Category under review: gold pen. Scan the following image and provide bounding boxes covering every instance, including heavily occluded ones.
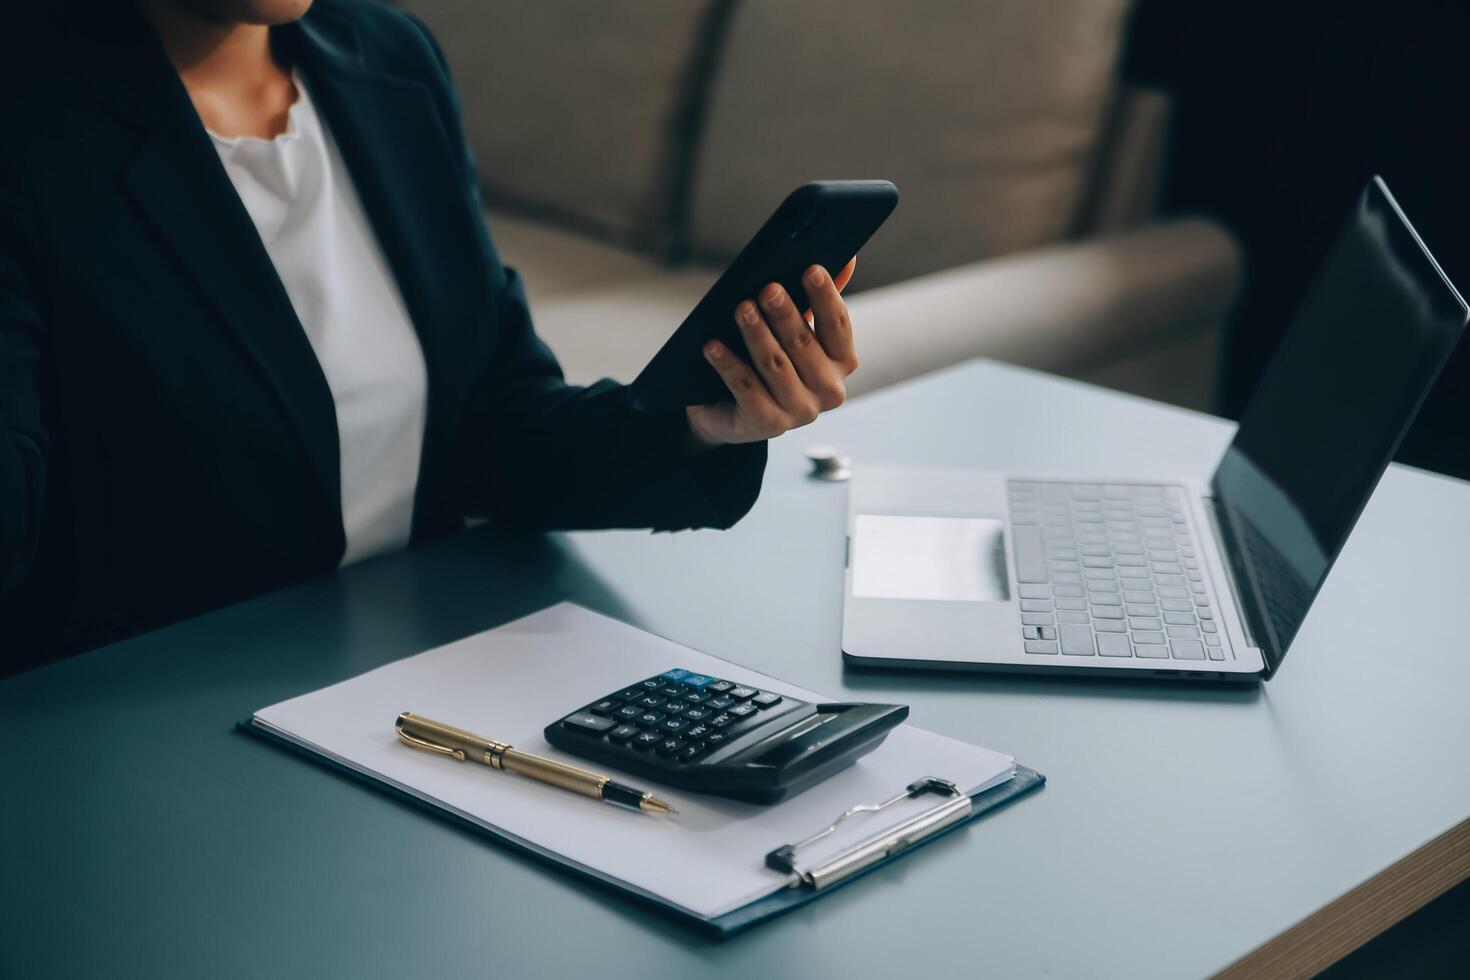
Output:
[394,712,676,815]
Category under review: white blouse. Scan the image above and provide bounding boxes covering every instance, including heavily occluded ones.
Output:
[209,74,428,567]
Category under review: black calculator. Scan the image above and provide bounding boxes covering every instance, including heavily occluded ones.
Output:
[544,668,908,804]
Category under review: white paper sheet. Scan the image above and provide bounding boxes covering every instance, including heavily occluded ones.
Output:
[253,603,1015,920]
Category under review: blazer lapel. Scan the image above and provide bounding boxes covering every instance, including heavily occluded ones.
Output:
[124,129,343,512]
[282,17,492,538]
[86,6,343,516]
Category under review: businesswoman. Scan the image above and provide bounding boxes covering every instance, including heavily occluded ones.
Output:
[0,0,861,669]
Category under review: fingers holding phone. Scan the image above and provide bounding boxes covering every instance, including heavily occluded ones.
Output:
[686,259,858,447]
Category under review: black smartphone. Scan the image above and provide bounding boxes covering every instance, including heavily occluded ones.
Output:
[628,180,899,411]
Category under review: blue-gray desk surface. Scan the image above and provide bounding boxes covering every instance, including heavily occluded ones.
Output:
[4,360,1469,979]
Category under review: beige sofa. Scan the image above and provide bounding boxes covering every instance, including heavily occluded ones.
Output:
[402,0,1240,411]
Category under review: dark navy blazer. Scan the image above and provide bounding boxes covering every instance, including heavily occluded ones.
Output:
[0,0,764,669]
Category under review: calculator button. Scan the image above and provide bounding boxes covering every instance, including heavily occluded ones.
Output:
[608,724,640,741]
[729,687,758,700]
[707,695,735,710]
[661,698,689,713]
[657,738,686,755]
[659,685,685,698]
[636,712,664,727]
[636,694,665,709]
[683,706,712,722]
[680,674,715,688]
[561,712,616,735]
[590,700,620,715]
[618,687,648,701]
[685,724,711,740]
[727,703,757,719]
[704,731,729,749]
[682,690,710,704]
[639,679,662,689]
[660,668,690,682]
[659,717,690,734]
[708,713,733,728]
[632,731,662,750]
[677,744,704,762]
[751,692,782,708]
[614,705,642,721]
[707,680,735,693]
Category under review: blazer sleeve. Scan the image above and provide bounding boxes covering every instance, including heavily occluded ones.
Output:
[0,158,48,595]
[402,11,767,533]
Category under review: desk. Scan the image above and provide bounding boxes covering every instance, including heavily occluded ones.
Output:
[4,361,1468,978]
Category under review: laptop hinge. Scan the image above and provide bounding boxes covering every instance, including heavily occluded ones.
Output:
[1203,496,1268,661]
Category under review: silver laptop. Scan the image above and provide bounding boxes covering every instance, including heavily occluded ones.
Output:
[842,178,1468,681]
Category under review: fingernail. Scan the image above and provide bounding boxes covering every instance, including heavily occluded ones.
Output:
[737,302,759,326]
[704,341,723,359]
[763,284,784,307]
[805,266,824,287]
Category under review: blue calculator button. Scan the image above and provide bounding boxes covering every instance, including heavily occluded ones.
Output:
[680,673,714,688]
[660,668,690,681]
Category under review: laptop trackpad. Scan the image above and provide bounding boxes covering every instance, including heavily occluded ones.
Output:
[851,515,1010,602]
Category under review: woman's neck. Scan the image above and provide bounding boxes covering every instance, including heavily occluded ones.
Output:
[137,0,298,139]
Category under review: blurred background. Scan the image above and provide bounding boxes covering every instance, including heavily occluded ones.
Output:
[399,0,1470,481]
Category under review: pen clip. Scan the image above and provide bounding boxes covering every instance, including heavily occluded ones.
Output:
[396,723,466,761]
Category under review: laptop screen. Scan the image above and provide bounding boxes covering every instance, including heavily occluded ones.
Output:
[1212,178,1468,672]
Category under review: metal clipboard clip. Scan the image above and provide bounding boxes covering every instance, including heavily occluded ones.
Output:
[765,777,974,890]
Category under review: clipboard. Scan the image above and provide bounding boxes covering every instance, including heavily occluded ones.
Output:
[241,604,1046,935]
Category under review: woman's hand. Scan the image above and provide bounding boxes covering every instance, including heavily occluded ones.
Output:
[686,257,858,448]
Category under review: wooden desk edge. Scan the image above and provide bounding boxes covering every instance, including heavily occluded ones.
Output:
[1216,817,1470,979]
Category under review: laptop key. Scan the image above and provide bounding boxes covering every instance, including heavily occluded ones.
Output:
[1163,612,1196,626]
[1057,610,1090,625]
[1058,626,1095,655]
[1023,640,1059,655]
[1128,617,1162,631]
[1091,606,1125,620]
[1021,613,1054,626]
[1122,591,1156,604]
[1053,584,1084,597]
[1018,584,1050,599]
[1207,646,1226,661]
[1134,643,1170,659]
[1019,599,1053,613]
[1095,620,1127,633]
[1171,639,1206,660]
[1056,597,1087,611]
[1160,599,1194,612]
[1132,631,1166,645]
[1096,633,1132,657]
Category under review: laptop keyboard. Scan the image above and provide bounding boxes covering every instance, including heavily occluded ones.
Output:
[1008,481,1225,662]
